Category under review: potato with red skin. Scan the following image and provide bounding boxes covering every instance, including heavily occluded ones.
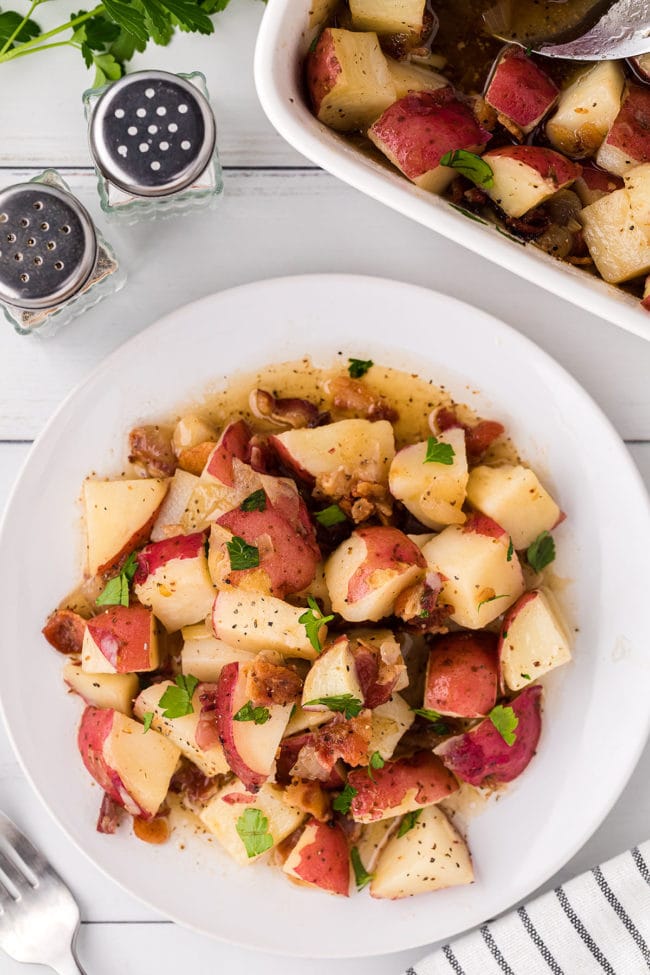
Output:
[368,89,492,194]
[325,525,426,623]
[546,61,624,159]
[271,418,395,488]
[434,406,504,463]
[83,478,168,576]
[349,630,407,709]
[485,46,558,137]
[435,685,542,786]
[483,145,581,219]
[499,590,571,692]
[574,163,623,206]
[425,631,498,719]
[134,531,214,632]
[348,750,458,823]
[283,818,350,896]
[597,83,650,177]
[78,706,180,820]
[81,605,160,675]
[203,419,250,485]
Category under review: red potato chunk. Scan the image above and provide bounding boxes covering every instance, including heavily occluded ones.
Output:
[580,164,650,283]
[276,731,346,789]
[574,162,623,206]
[499,590,571,692]
[134,530,215,633]
[425,630,498,719]
[348,750,458,823]
[368,89,492,194]
[349,0,426,35]
[434,406,505,463]
[83,478,168,577]
[546,61,624,159]
[483,145,581,219]
[597,82,650,177]
[350,629,407,709]
[485,46,558,137]
[203,419,251,486]
[306,28,396,133]
[283,818,350,896]
[81,605,160,675]
[435,684,542,786]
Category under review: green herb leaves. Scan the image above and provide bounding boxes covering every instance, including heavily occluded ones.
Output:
[348,358,373,379]
[314,504,347,527]
[477,592,509,610]
[142,711,154,734]
[158,674,199,719]
[527,530,556,573]
[241,489,267,512]
[368,750,385,779]
[227,536,260,571]
[424,436,455,466]
[96,551,138,607]
[398,808,422,837]
[332,784,358,815]
[236,807,273,859]
[234,701,270,725]
[411,708,450,735]
[506,537,514,562]
[303,694,364,720]
[440,149,494,188]
[0,9,41,53]
[298,596,334,654]
[489,704,518,746]
[351,847,373,890]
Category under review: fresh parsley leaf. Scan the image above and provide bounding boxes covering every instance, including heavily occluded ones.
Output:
[241,489,267,512]
[489,704,518,746]
[424,436,455,466]
[398,808,423,838]
[157,0,214,34]
[314,504,347,527]
[142,711,154,734]
[0,10,41,50]
[234,700,270,725]
[350,847,373,890]
[158,674,199,719]
[368,750,385,778]
[298,596,334,654]
[506,537,514,562]
[91,50,122,87]
[520,673,531,681]
[102,0,150,44]
[411,708,450,735]
[235,807,274,859]
[477,592,509,610]
[96,550,139,607]
[303,694,364,720]
[332,784,358,815]
[348,358,373,379]
[527,530,556,573]
[440,149,494,188]
[227,536,260,571]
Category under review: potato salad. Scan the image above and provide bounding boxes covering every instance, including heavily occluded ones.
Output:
[43,359,571,899]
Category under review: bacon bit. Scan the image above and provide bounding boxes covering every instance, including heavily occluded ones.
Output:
[394,579,452,632]
[250,389,320,429]
[292,714,372,780]
[245,657,303,707]
[96,793,122,834]
[177,441,216,476]
[247,434,275,473]
[128,425,176,477]
[504,208,550,239]
[284,780,331,821]
[274,825,304,866]
[195,684,220,750]
[336,813,363,845]
[496,111,524,142]
[328,375,398,423]
[133,815,170,845]
[434,405,505,462]
[469,93,498,131]
[170,762,221,805]
[464,186,488,207]
[449,176,465,205]
[351,634,406,709]
[222,792,256,805]
[42,609,86,655]
[315,470,393,524]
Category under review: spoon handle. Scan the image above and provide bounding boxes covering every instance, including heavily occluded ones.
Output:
[538,0,650,60]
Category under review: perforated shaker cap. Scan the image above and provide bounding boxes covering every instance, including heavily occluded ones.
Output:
[0,182,97,310]
[89,71,217,198]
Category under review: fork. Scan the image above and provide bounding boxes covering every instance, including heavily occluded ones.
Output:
[0,811,86,974]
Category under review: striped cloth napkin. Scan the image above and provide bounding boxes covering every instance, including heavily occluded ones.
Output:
[407,841,650,975]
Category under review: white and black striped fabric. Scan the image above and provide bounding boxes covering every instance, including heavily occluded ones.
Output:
[407,842,650,975]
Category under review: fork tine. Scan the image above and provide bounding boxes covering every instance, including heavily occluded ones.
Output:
[0,812,53,881]
[0,845,32,896]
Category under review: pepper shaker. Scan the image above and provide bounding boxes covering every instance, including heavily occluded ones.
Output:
[0,170,123,337]
[84,70,223,222]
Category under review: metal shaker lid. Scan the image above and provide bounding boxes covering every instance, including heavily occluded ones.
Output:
[89,70,217,199]
[0,182,97,310]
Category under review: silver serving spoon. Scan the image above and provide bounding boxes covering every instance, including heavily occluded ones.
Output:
[485,0,650,60]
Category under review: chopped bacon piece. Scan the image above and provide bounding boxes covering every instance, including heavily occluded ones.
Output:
[250,389,321,429]
[221,792,256,805]
[177,441,216,476]
[245,657,303,708]
[328,376,398,423]
[128,425,176,477]
[283,780,331,821]
[350,633,406,709]
[394,580,452,632]
[42,609,86,655]
[96,793,122,834]
[169,762,221,805]
[195,683,220,750]
[291,714,371,781]
[435,406,505,461]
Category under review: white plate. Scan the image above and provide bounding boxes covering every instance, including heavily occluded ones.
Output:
[254,1,650,342]
[1,275,649,957]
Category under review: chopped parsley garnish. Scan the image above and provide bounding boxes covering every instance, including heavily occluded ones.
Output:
[351,847,373,890]
[478,592,509,610]
[520,673,531,681]
[398,808,423,838]
[142,711,154,734]
[298,596,334,654]
[367,751,385,778]
[411,707,451,735]
[489,704,518,746]
[234,700,270,725]
[240,489,266,512]
[424,436,455,466]
[226,535,260,571]
[235,808,274,859]
[314,504,347,527]
[158,674,199,719]
[440,149,494,188]
[303,694,364,720]
[96,551,138,608]
[348,358,373,379]
[506,537,514,562]
[332,784,358,815]
[527,530,556,573]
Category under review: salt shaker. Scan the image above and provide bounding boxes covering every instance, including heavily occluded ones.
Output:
[84,70,223,221]
[0,170,123,337]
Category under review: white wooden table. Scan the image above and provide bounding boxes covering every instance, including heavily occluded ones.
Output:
[1,3,649,971]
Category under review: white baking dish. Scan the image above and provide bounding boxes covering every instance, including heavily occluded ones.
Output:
[254,1,650,342]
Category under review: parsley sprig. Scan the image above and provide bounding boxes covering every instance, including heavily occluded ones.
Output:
[303,694,363,719]
[298,596,334,653]
[314,504,347,527]
[527,530,556,573]
[348,358,373,379]
[227,536,260,572]
[440,149,494,188]
[397,808,423,837]
[158,674,199,719]
[332,783,358,815]
[96,551,138,608]
[236,807,273,859]
[411,707,450,735]
[489,704,518,746]
[240,489,266,512]
[234,700,270,725]
[424,436,455,465]
[350,847,373,890]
